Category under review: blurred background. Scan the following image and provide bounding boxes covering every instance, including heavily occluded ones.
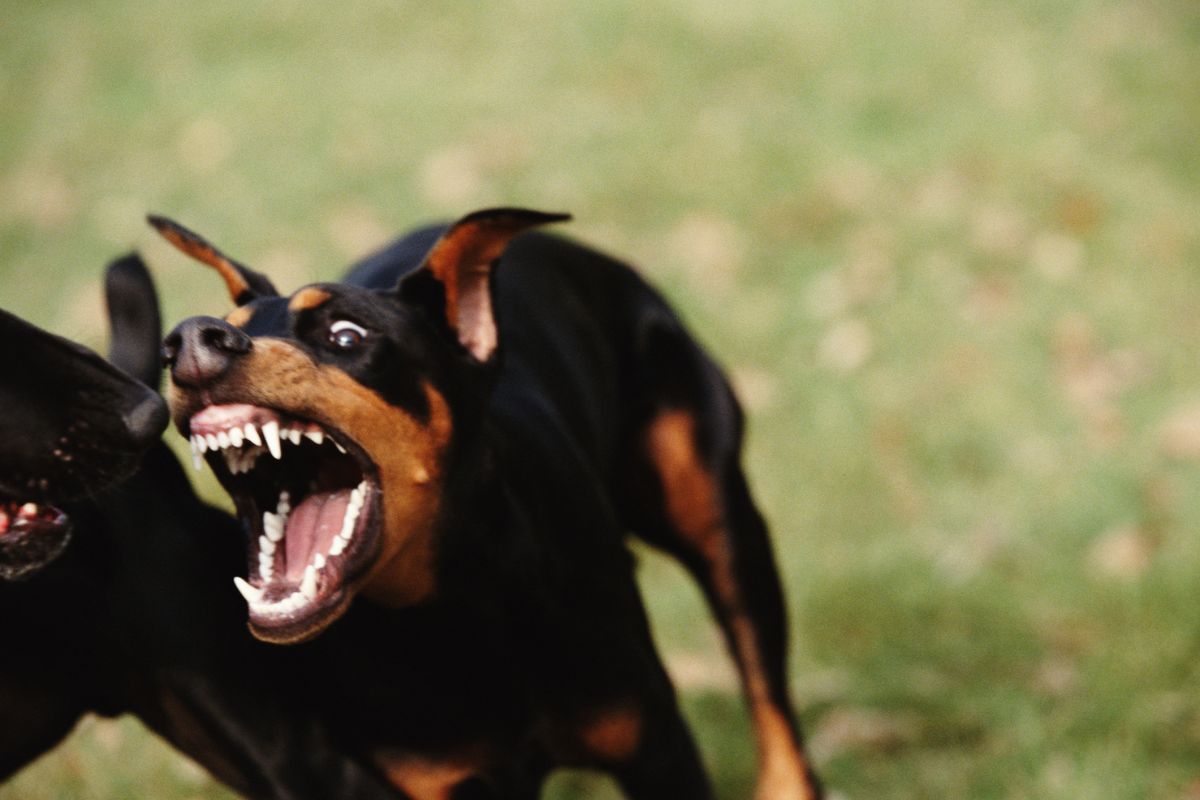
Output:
[2,0,1200,797]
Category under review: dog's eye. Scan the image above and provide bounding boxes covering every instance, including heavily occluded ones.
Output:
[328,320,367,350]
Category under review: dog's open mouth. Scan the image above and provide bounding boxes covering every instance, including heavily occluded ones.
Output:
[0,501,71,580]
[188,404,382,642]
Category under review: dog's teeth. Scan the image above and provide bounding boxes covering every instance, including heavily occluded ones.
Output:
[329,536,346,556]
[258,552,274,578]
[287,428,302,446]
[233,576,263,603]
[217,431,231,450]
[277,491,291,516]
[305,429,324,445]
[333,439,346,454]
[189,438,204,470]
[204,433,219,452]
[193,434,208,454]
[313,553,326,570]
[244,423,262,447]
[223,449,240,473]
[229,426,244,448]
[262,421,282,460]
[259,535,275,556]
[263,511,284,542]
[301,565,318,600]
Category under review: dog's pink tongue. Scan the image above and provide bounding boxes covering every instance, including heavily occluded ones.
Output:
[284,489,350,581]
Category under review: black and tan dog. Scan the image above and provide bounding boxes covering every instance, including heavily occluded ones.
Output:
[1,257,402,798]
[156,208,822,799]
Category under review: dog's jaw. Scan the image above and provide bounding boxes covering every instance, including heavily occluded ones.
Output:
[186,403,385,643]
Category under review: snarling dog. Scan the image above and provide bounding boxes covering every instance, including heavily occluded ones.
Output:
[0,256,404,798]
[156,208,823,799]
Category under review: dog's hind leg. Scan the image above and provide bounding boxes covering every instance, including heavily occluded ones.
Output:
[615,309,823,800]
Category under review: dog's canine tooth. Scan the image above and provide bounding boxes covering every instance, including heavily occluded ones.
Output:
[305,429,324,445]
[263,511,284,542]
[262,421,283,460]
[244,423,262,447]
[259,535,275,556]
[300,564,318,600]
[189,438,204,470]
[229,426,244,448]
[233,576,263,603]
[205,433,220,452]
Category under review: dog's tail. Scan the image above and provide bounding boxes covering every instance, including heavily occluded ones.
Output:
[105,253,163,389]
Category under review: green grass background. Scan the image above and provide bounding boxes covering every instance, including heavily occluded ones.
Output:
[2,0,1200,797]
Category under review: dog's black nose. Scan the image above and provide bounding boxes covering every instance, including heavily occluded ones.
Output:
[163,316,252,388]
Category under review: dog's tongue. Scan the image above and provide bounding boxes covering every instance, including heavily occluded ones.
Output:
[284,489,350,581]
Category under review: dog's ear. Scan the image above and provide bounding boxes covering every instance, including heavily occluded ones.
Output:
[104,253,163,389]
[147,214,278,305]
[397,208,570,362]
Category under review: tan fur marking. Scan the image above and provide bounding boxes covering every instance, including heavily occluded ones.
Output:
[288,286,332,313]
[195,338,452,606]
[150,218,252,302]
[372,750,481,800]
[224,306,253,328]
[645,410,817,800]
[578,704,643,763]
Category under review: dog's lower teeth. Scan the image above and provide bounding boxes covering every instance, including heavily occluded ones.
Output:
[301,565,318,600]
[233,576,263,603]
[263,512,284,542]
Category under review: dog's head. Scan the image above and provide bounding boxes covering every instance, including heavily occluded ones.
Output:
[156,208,568,643]
[0,255,168,579]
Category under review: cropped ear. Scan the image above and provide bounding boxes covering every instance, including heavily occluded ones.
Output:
[146,214,278,305]
[399,207,570,362]
[104,253,162,389]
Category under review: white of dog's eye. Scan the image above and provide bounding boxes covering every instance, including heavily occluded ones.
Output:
[328,320,367,350]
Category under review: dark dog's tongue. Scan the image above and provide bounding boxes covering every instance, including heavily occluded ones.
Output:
[284,489,351,581]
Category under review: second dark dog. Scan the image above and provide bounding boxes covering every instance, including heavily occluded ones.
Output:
[157,208,822,799]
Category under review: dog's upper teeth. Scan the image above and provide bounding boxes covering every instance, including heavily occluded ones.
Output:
[244,423,262,447]
[287,428,302,446]
[205,433,220,452]
[262,421,283,460]
[305,429,324,445]
[193,434,208,454]
[229,426,244,448]
[216,430,230,450]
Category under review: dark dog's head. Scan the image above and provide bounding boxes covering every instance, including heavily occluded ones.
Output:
[155,208,568,643]
[0,255,168,579]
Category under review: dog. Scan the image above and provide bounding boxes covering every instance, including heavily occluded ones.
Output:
[0,255,404,798]
[155,207,823,799]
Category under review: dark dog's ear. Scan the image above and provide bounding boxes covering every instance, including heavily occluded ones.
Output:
[398,208,570,361]
[146,214,278,305]
[104,253,163,389]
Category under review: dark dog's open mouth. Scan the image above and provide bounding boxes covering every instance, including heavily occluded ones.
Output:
[0,501,71,580]
[188,404,382,642]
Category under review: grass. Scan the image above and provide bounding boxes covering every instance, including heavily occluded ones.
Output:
[2,0,1200,797]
